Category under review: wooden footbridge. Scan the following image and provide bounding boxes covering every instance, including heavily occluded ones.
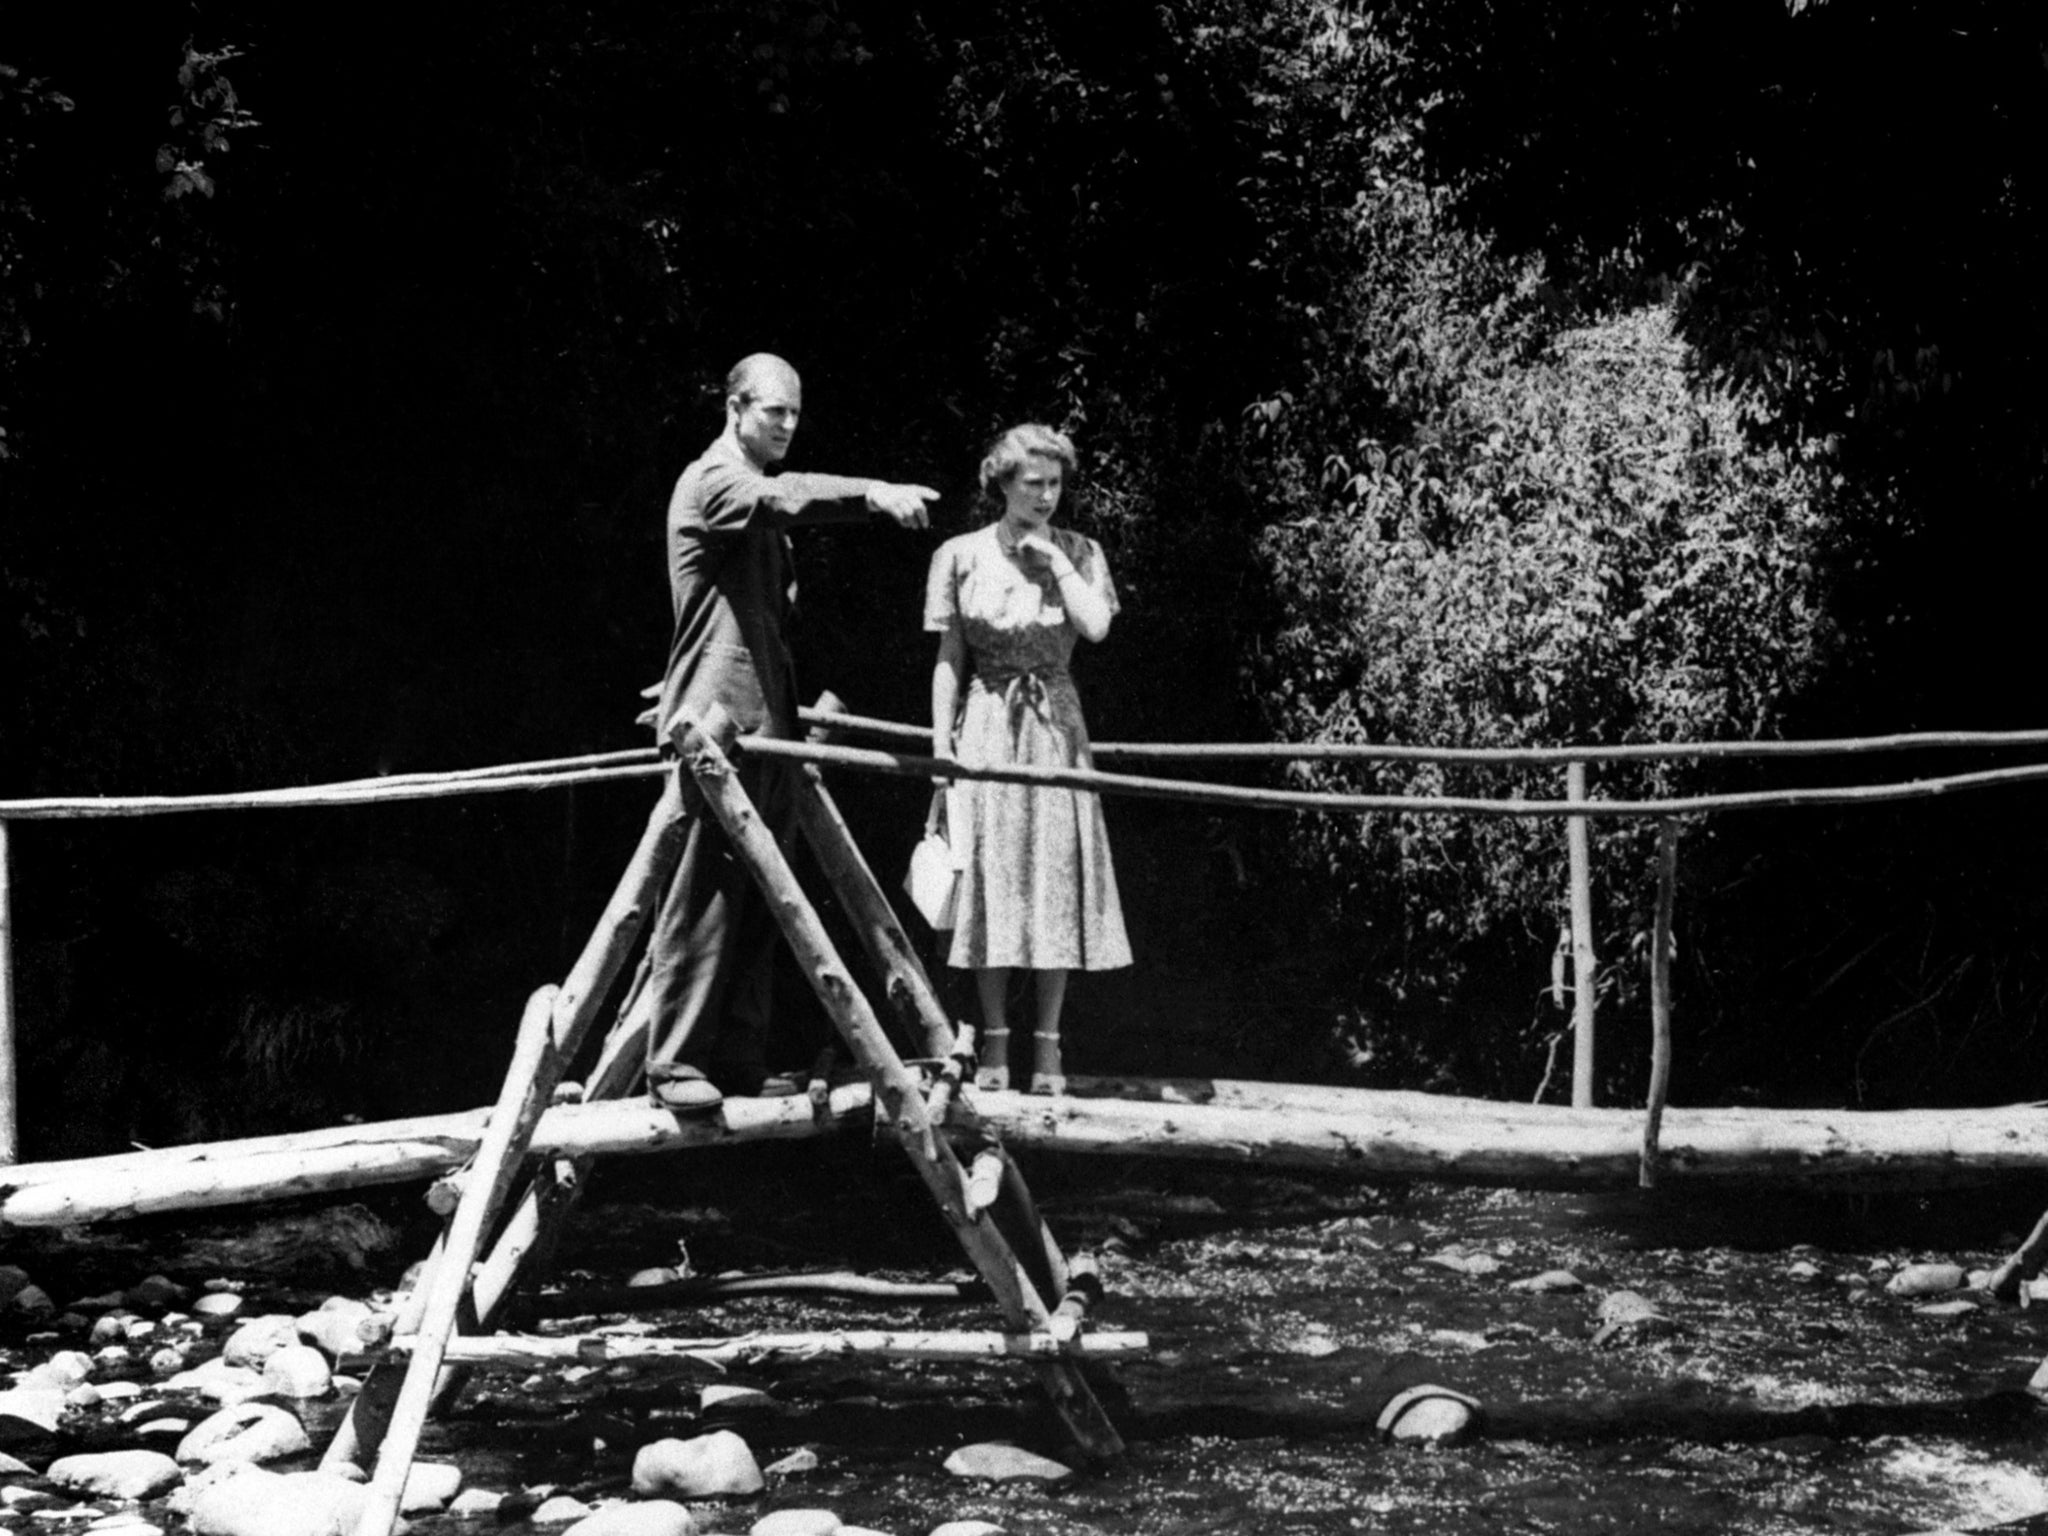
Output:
[8,701,2048,1534]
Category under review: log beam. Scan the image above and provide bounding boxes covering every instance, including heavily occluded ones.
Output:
[8,1082,2048,1231]
[409,1327,1149,1369]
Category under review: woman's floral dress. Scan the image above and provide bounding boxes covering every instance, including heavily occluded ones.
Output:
[923,523,1132,972]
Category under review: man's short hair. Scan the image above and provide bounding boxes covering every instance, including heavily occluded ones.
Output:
[978,423,1078,504]
[727,353,798,408]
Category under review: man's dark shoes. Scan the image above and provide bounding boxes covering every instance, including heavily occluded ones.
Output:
[649,1063,724,1114]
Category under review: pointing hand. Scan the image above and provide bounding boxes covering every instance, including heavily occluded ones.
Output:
[869,482,938,529]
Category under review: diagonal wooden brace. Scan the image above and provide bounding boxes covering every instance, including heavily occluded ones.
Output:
[788,755,959,1061]
[353,982,564,1536]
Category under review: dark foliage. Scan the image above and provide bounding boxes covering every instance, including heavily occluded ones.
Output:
[3,1,2045,1151]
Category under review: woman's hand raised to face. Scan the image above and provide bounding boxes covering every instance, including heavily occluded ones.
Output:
[1015,533,1073,577]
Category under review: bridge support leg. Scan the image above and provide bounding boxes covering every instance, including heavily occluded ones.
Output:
[676,704,1124,1459]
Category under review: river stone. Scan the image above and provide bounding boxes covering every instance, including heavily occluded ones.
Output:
[628,1267,682,1288]
[562,1502,699,1536]
[221,1316,299,1369]
[534,1493,596,1523]
[192,1295,243,1321]
[1508,1269,1583,1293]
[294,1300,373,1360]
[942,1443,1073,1482]
[66,1383,104,1410]
[164,1358,268,1406]
[632,1431,764,1497]
[15,1363,80,1393]
[0,1451,35,1475]
[930,1523,1008,1536]
[1886,1262,1965,1297]
[0,1265,31,1306]
[1424,1249,1502,1277]
[752,1511,841,1536]
[176,1401,310,1465]
[39,1349,96,1386]
[149,1346,189,1378]
[702,1383,775,1412]
[8,1283,56,1321]
[451,1488,506,1516]
[86,1517,164,1535]
[1591,1290,1677,1346]
[1914,1298,1981,1318]
[137,1417,192,1439]
[0,1385,66,1440]
[401,1461,463,1512]
[125,1276,190,1312]
[179,1465,368,1536]
[47,1449,184,1500]
[765,1448,819,1476]
[1376,1384,1483,1446]
[90,1314,139,1347]
[262,1345,332,1399]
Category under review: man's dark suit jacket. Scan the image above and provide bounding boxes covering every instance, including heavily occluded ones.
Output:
[659,434,877,745]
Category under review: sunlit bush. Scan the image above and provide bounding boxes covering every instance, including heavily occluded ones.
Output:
[1252,194,1840,1088]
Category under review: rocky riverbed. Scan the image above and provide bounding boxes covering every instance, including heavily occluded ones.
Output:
[6,1140,2048,1535]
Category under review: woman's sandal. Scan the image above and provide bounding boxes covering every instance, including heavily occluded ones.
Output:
[975,1028,1011,1091]
[1030,1031,1067,1096]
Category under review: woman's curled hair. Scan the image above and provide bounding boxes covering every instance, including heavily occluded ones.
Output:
[978,423,1077,509]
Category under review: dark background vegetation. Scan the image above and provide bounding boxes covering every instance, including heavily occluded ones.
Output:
[3,1,2043,1157]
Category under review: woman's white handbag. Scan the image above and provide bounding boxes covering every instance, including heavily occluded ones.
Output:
[903,789,965,930]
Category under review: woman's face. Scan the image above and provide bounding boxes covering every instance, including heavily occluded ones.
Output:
[1001,453,1064,527]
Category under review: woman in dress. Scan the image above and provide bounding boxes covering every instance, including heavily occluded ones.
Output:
[925,423,1132,1094]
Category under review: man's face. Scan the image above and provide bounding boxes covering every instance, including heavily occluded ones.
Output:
[731,373,802,466]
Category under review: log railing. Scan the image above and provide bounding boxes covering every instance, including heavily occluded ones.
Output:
[7,713,2048,1166]
[9,709,2048,1518]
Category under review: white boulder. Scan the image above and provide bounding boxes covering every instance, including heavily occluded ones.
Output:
[262,1345,332,1399]
[631,1430,765,1498]
[176,1401,310,1465]
[941,1443,1072,1482]
[562,1501,701,1536]
[179,1464,368,1536]
[45,1449,184,1500]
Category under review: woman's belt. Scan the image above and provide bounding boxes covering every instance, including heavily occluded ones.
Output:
[972,665,1070,724]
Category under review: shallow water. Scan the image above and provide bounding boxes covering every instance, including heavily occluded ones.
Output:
[13,1143,2048,1534]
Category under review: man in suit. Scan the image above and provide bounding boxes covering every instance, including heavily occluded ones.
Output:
[647,353,937,1111]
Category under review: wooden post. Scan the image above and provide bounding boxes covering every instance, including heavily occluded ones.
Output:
[1567,761,1598,1108]
[675,705,1124,1459]
[1640,819,1678,1189]
[0,820,16,1164]
[355,984,563,1536]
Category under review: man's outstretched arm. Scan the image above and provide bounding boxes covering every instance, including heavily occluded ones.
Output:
[696,462,936,531]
